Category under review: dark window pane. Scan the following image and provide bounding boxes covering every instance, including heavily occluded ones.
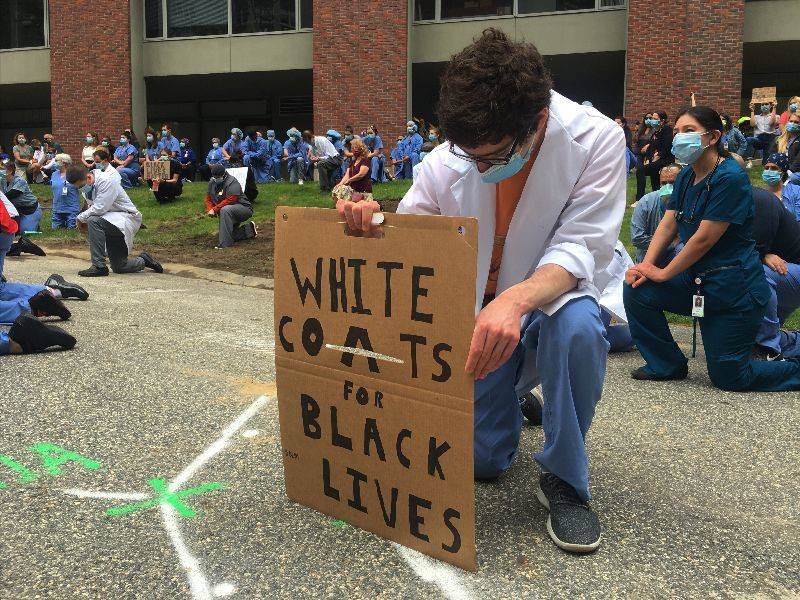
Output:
[415,0,435,20]
[145,0,164,38]
[300,0,312,28]
[232,0,296,34]
[0,0,45,49]
[441,0,513,19]
[167,0,228,38]
[518,0,595,13]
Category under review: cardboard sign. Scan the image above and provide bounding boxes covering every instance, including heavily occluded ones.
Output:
[144,160,170,182]
[274,207,478,571]
[751,86,777,105]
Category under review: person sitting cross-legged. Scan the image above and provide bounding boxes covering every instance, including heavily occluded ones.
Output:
[66,165,164,277]
[205,164,257,250]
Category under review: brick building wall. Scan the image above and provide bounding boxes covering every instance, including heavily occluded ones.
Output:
[49,0,133,157]
[312,1,409,148]
[625,0,745,123]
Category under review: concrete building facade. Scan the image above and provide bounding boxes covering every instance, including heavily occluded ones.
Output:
[0,0,797,156]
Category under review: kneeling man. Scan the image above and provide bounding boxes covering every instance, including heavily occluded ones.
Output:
[336,29,625,553]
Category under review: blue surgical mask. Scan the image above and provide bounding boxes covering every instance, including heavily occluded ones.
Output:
[479,138,536,184]
[212,142,219,149]
[180,142,186,148]
[786,122,800,134]
[646,119,660,128]
[267,135,275,141]
[162,130,169,138]
[658,183,674,197]
[761,104,771,114]
[364,134,375,143]
[671,132,708,165]
[428,134,438,142]
[120,137,128,145]
[407,127,415,134]
[146,135,154,143]
[790,103,798,113]
[762,169,782,186]
[102,141,109,147]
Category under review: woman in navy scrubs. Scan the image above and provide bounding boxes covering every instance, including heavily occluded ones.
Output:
[623,106,800,391]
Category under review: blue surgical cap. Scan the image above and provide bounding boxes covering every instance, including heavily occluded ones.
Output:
[326,129,341,139]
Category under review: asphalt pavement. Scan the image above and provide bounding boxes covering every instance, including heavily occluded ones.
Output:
[0,254,797,599]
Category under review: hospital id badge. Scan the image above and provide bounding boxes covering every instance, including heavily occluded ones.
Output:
[692,295,705,318]
[62,185,68,196]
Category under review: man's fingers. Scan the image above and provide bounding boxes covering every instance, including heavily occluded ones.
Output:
[473,334,499,380]
[343,202,358,231]
[465,326,487,374]
[360,202,374,231]
[478,337,511,380]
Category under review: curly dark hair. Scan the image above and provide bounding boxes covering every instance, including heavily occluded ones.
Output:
[437,28,552,149]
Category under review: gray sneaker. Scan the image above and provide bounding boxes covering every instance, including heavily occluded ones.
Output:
[536,472,601,553]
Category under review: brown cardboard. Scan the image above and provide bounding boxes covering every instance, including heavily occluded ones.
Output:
[144,160,170,182]
[274,207,478,571]
[751,86,777,106]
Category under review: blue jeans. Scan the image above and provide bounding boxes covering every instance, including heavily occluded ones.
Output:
[288,157,306,184]
[473,297,608,501]
[756,263,800,357]
[117,166,140,189]
[624,274,800,391]
[52,211,78,229]
[17,205,42,234]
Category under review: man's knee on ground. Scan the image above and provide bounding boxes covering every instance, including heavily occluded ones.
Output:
[707,356,750,392]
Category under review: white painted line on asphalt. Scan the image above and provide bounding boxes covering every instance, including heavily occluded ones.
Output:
[161,503,215,600]
[63,489,149,501]
[394,545,473,600]
[212,582,237,597]
[129,289,190,294]
[242,429,260,438]
[324,344,405,364]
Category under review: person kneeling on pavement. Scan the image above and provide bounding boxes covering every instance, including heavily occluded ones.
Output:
[205,164,257,250]
[66,165,163,277]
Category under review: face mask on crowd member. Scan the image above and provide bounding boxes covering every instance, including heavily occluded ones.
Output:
[231,128,243,141]
[760,104,772,114]
[786,121,800,135]
[85,134,94,145]
[790,103,798,113]
[762,169,782,187]
[429,132,439,142]
[101,138,110,147]
[267,130,276,141]
[657,165,680,199]
[212,138,220,149]
[161,127,170,138]
[159,152,170,162]
[17,135,26,145]
[406,121,418,135]
[120,136,128,146]
[180,140,186,149]
[671,132,711,164]
[146,133,154,143]
[478,129,538,184]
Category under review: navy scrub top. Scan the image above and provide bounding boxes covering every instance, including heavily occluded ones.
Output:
[668,157,769,312]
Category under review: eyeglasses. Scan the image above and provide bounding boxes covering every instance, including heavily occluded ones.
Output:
[448,129,533,167]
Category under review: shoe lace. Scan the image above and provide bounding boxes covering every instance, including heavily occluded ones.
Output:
[545,474,583,506]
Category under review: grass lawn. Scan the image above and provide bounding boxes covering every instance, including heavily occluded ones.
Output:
[28,167,799,329]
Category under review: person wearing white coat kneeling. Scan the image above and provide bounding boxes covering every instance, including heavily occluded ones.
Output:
[335,29,626,554]
[66,164,164,277]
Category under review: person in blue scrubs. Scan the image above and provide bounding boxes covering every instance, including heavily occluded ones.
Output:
[630,164,681,264]
[243,130,270,183]
[264,130,284,182]
[178,138,197,182]
[49,154,80,229]
[198,138,224,181]
[157,123,180,158]
[624,106,800,391]
[361,125,386,184]
[223,129,248,166]
[141,127,160,164]
[396,121,424,180]
[389,135,404,179]
[112,132,140,189]
[283,128,310,185]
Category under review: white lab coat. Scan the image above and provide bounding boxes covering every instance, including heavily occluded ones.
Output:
[397,91,627,318]
[597,241,634,324]
[77,165,142,251]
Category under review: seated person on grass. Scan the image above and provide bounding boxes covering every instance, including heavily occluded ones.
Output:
[148,149,183,204]
[205,164,257,250]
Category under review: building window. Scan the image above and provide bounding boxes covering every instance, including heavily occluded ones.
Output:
[518,0,594,14]
[145,0,164,39]
[167,0,228,38]
[0,0,46,49]
[232,0,295,34]
[415,0,436,20]
[441,0,513,19]
[300,0,313,29]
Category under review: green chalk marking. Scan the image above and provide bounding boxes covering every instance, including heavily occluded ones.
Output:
[30,443,101,476]
[107,478,224,519]
[330,519,346,528]
[0,454,39,483]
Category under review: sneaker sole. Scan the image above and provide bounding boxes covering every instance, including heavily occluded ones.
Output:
[536,485,602,554]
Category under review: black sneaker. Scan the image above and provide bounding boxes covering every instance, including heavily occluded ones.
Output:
[28,291,71,321]
[8,314,76,353]
[45,274,89,301]
[536,473,601,554]
[16,236,46,256]
[244,221,258,239]
[630,364,688,381]
[139,251,163,273]
[78,265,110,277]
[519,387,543,426]
[750,345,784,362]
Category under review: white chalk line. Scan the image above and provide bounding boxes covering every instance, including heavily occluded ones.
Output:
[61,394,273,600]
[324,343,405,364]
[129,289,190,294]
[394,545,473,600]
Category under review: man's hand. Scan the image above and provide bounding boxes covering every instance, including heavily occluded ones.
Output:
[77,220,88,234]
[764,253,788,276]
[466,294,524,380]
[207,209,216,217]
[336,198,381,232]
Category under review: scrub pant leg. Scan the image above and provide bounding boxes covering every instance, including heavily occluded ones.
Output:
[218,204,254,248]
[52,212,70,229]
[268,159,282,182]
[473,297,608,501]
[0,281,45,323]
[0,330,10,355]
[288,158,304,184]
[756,264,800,354]
[601,309,634,353]
[17,205,42,233]
[87,216,145,274]
[117,167,139,189]
[370,156,385,183]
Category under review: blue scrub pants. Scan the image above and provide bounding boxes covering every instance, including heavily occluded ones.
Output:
[474,297,608,501]
[52,211,78,230]
[288,158,306,184]
[624,274,800,391]
[370,156,386,183]
[756,264,800,358]
[601,309,634,353]
[266,158,282,182]
[0,281,46,353]
[17,205,42,234]
[244,155,270,184]
[116,166,140,189]
[396,154,420,180]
